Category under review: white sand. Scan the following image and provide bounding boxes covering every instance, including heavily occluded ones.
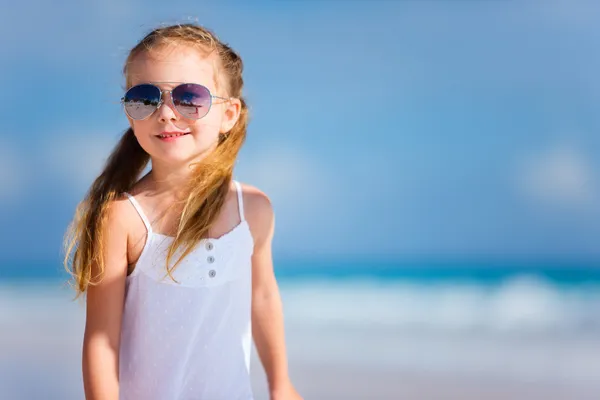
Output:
[251,360,599,400]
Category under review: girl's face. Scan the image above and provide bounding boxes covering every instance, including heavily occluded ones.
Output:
[126,45,240,167]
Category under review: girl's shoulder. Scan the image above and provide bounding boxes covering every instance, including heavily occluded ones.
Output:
[236,181,273,218]
[104,193,146,238]
[236,181,275,246]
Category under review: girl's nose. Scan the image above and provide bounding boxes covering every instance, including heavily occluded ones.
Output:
[157,92,179,122]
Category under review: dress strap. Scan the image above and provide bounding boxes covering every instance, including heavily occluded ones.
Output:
[124,193,153,233]
[233,180,245,222]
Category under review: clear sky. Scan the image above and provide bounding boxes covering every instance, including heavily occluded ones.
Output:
[1,0,599,264]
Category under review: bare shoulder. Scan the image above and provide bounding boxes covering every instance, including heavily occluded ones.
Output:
[105,194,138,233]
[238,182,273,218]
[86,195,134,287]
[237,182,274,246]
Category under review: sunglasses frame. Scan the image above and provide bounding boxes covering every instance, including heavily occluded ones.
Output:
[120,81,231,120]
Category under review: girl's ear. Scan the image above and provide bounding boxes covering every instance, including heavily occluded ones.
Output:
[220,98,242,134]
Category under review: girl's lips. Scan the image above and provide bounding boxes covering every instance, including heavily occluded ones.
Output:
[156,132,190,141]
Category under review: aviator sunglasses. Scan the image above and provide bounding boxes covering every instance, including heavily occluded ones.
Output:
[121,82,230,120]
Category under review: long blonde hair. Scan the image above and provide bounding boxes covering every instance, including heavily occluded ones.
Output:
[64,23,248,297]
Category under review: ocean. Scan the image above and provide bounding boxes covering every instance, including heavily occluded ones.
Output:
[1,259,599,399]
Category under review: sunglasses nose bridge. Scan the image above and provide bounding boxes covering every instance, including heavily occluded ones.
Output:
[155,89,179,118]
[157,89,174,107]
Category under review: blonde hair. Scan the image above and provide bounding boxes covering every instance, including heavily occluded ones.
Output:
[64,23,248,297]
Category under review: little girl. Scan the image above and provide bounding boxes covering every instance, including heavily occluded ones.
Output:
[64,23,302,400]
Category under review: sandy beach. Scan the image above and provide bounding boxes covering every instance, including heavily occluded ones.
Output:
[252,361,600,400]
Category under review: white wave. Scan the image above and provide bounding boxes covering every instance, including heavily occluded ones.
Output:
[2,279,600,387]
[279,275,600,335]
[279,276,600,384]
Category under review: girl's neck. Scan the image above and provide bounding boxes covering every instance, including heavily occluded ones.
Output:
[147,161,193,197]
[146,146,217,196]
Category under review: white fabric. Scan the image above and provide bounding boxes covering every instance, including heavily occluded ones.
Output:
[119,180,255,400]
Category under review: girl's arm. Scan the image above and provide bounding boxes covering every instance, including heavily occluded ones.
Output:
[247,189,302,400]
[82,200,130,400]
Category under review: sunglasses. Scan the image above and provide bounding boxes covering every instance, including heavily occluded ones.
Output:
[121,82,230,120]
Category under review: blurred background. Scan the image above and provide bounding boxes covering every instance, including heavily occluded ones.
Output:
[1,1,600,399]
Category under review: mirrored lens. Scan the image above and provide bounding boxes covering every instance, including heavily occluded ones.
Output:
[123,84,161,120]
[172,84,212,119]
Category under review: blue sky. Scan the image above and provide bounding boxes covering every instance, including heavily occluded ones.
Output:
[1,0,599,265]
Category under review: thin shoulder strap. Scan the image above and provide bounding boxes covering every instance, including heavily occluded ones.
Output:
[233,180,245,222]
[124,193,153,233]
